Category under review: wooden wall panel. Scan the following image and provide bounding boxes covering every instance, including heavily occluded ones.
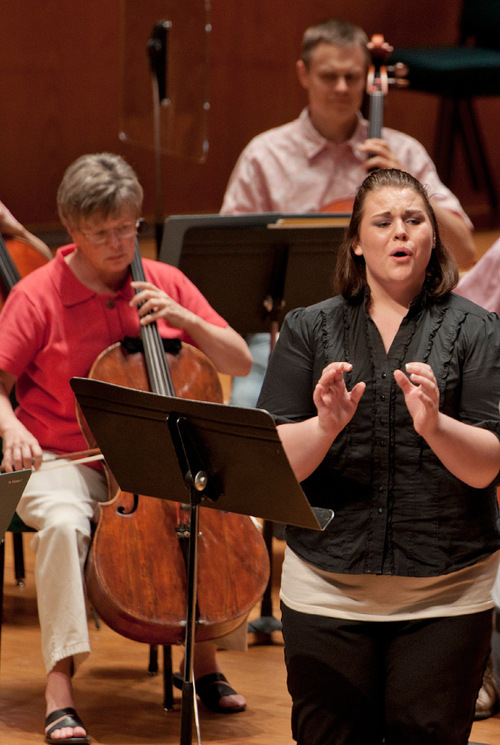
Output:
[0,1,498,231]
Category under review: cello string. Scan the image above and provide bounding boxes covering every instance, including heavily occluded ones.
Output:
[130,239,175,396]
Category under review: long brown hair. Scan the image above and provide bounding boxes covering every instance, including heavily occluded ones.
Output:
[334,169,459,301]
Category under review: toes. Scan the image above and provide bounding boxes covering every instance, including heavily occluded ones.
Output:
[48,726,87,740]
[218,692,246,710]
[45,717,87,741]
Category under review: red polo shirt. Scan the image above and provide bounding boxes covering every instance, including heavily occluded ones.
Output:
[0,245,226,455]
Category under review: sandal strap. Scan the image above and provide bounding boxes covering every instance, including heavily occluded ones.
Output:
[45,707,86,737]
[197,672,235,692]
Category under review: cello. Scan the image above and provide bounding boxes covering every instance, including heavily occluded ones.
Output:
[0,232,52,306]
[81,241,270,645]
[0,200,52,305]
[321,34,408,214]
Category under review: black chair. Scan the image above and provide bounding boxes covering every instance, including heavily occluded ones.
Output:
[391,0,500,211]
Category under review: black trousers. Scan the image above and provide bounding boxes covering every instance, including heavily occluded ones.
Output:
[281,602,493,745]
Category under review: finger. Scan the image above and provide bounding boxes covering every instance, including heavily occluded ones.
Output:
[408,372,433,387]
[323,361,352,372]
[138,312,157,326]
[1,456,13,473]
[364,155,399,172]
[317,373,347,396]
[130,287,162,309]
[393,368,414,393]
[405,362,434,378]
[8,447,25,472]
[359,138,387,151]
[321,362,353,381]
[19,444,36,471]
[130,280,154,291]
[410,376,439,407]
[30,445,44,471]
[406,367,437,393]
[135,297,160,314]
[5,441,43,472]
[350,381,366,404]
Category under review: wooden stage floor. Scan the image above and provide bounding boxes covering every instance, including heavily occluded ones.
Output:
[1,535,500,745]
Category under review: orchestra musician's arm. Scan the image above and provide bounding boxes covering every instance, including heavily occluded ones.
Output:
[429,202,476,271]
[0,369,43,472]
[0,199,52,261]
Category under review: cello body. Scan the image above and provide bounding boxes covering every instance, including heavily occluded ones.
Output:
[83,318,270,645]
[0,235,51,307]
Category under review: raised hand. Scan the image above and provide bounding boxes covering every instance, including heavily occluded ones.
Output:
[313,362,366,438]
[393,362,440,438]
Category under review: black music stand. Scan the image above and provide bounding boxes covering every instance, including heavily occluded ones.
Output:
[71,377,332,745]
[160,212,348,634]
[159,213,349,339]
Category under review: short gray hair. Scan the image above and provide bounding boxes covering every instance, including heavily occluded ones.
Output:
[57,152,143,228]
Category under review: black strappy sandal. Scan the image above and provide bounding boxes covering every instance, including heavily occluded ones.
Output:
[45,707,90,744]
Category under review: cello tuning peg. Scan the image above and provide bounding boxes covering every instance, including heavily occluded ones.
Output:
[394,62,409,78]
[387,62,408,78]
[387,62,409,87]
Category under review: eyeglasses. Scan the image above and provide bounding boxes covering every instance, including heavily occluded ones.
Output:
[79,219,141,245]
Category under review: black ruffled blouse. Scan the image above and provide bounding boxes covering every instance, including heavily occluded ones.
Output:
[257,291,500,577]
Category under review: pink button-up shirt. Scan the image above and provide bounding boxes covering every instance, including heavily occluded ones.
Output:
[456,236,500,313]
[221,108,471,225]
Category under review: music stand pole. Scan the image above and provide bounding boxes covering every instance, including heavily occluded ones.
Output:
[165,413,222,745]
[179,469,205,745]
[163,416,213,745]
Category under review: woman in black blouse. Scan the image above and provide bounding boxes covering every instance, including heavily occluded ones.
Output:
[258,169,500,745]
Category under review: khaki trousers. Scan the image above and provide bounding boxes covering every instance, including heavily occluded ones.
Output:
[16,457,108,674]
[16,456,248,675]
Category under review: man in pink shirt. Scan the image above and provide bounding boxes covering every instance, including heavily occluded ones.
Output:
[221,19,475,270]
[221,19,477,409]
